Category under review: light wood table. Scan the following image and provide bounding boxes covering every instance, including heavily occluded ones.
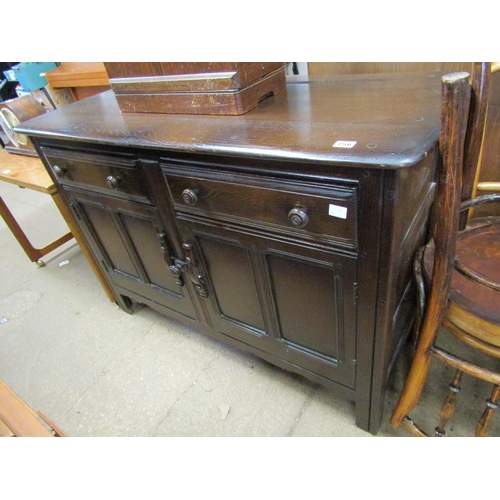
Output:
[0,379,66,437]
[0,148,115,302]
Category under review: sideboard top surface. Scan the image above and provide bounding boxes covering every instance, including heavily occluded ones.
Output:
[16,72,444,169]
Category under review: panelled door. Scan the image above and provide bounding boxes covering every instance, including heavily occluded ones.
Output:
[65,188,199,321]
[174,215,358,388]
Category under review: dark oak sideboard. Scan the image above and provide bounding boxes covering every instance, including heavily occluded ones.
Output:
[16,73,442,433]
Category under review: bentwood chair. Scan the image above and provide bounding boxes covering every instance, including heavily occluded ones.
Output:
[391,62,500,437]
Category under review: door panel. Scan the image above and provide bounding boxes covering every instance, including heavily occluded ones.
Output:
[66,189,199,320]
[268,252,343,361]
[120,212,182,292]
[82,203,139,279]
[198,236,265,334]
[177,218,357,387]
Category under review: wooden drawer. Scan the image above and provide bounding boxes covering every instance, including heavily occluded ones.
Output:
[40,147,151,203]
[162,165,358,250]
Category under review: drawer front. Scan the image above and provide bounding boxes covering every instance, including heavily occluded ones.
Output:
[163,165,358,249]
[40,147,151,203]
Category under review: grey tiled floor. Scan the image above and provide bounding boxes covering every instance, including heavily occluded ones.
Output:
[1,167,499,438]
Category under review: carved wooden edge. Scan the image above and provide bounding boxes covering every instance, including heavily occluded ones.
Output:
[182,243,208,298]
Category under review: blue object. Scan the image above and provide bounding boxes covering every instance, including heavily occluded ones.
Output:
[11,62,58,91]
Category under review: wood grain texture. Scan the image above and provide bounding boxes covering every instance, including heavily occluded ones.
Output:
[308,62,472,76]
[0,147,55,193]
[104,62,284,92]
[307,62,499,218]
[0,379,55,437]
[112,67,287,115]
[0,94,47,155]
[46,62,110,88]
[44,63,111,103]
[72,86,111,101]
[41,146,151,203]
[0,148,73,263]
[422,218,500,342]
[163,164,358,248]
[0,418,14,437]
[16,72,443,169]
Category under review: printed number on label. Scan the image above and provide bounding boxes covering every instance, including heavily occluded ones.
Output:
[332,140,357,148]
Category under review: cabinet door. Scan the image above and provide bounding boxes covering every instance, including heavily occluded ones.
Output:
[66,189,199,320]
[176,218,357,388]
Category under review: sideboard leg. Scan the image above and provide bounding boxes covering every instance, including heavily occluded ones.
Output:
[115,294,135,314]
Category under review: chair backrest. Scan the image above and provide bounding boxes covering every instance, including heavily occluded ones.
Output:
[421,72,473,348]
[460,62,491,228]
[423,64,492,349]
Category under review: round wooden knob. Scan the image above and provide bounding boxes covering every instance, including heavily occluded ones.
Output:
[182,188,198,205]
[288,207,309,228]
[53,165,66,178]
[106,175,121,189]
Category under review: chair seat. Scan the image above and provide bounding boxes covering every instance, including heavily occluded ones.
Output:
[424,217,500,349]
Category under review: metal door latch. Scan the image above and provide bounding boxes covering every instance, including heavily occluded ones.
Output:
[157,233,207,298]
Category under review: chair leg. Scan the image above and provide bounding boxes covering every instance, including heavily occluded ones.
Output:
[401,416,429,437]
[390,343,435,429]
[435,369,463,436]
[476,385,500,437]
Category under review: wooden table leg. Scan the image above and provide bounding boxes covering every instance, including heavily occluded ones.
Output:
[0,195,73,265]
